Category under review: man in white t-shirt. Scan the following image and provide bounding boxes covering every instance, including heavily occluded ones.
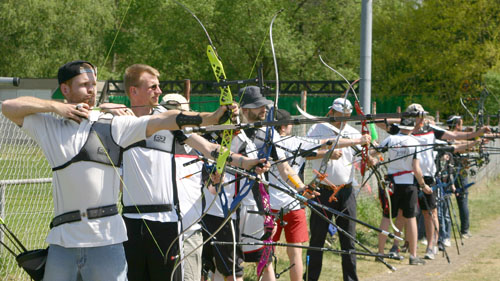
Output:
[270,109,342,281]
[406,103,488,260]
[305,98,372,281]
[377,117,429,265]
[224,86,313,281]
[119,64,268,281]
[0,60,245,281]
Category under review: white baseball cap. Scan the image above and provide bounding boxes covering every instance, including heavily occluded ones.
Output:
[161,94,189,111]
[329,98,353,114]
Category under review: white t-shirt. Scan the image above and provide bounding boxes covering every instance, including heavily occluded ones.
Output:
[122,107,182,223]
[235,128,286,206]
[412,125,445,177]
[175,150,203,235]
[22,111,149,247]
[307,123,361,185]
[268,135,319,210]
[379,133,421,184]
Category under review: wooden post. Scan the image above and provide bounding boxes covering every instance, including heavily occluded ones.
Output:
[184,79,191,102]
[497,110,500,128]
[300,90,307,137]
[396,106,401,113]
[300,90,307,111]
[436,111,440,123]
[372,101,376,114]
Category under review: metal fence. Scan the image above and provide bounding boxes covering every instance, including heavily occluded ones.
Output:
[0,107,499,280]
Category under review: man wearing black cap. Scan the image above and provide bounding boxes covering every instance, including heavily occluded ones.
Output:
[234,86,313,281]
[1,60,248,281]
[446,115,474,240]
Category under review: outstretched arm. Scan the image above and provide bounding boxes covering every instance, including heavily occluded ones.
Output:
[442,126,491,140]
[185,133,268,172]
[146,103,238,137]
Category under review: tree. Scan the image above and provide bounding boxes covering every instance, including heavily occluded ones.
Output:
[0,0,115,78]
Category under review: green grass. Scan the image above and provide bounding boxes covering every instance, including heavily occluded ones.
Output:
[257,174,500,281]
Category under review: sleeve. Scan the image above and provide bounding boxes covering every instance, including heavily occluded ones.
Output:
[430,125,446,140]
[413,143,421,160]
[111,115,150,148]
[270,132,286,160]
[22,113,52,143]
[378,136,390,151]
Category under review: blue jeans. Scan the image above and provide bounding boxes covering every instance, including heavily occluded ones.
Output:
[455,192,470,234]
[455,174,470,234]
[437,192,451,240]
[43,243,128,281]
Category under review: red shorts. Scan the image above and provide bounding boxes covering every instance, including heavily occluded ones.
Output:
[271,208,309,243]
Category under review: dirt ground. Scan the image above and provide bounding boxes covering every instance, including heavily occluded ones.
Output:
[365,216,500,281]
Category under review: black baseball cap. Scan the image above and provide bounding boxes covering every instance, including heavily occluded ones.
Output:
[239,86,272,109]
[276,108,291,121]
[57,60,96,85]
[446,115,462,127]
[398,117,416,130]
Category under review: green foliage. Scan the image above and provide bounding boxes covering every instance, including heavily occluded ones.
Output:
[373,0,500,117]
[1,0,500,115]
[0,0,115,78]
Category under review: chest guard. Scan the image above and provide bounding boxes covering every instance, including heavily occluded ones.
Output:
[52,118,122,171]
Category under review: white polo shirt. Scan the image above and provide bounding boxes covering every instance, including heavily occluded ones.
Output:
[379,133,421,184]
[122,107,182,223]
[268,135,320,210]
[175,146,203,235]
[307,123,361,186]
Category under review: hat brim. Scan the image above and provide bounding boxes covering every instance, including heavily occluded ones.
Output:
[398,124,415,130]
[328,105,353,114]
[241,98,273,109]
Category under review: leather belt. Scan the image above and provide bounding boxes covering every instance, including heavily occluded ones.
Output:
[50,204,118,228]
[318,182,352,190]
[122,204,173,214]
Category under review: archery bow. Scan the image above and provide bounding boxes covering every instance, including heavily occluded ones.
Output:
[254,9,284,278]
[165,0,238,272]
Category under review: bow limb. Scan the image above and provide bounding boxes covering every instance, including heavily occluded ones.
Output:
[255,9,284,278]
[269,9,284,112]
[460,97,476,125]
[372,167,400,233]
[309,55,357,189]
[165,0,235,268]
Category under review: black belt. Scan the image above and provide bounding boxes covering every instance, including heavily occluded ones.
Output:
[50,204,118,228]
[122,204,173,214]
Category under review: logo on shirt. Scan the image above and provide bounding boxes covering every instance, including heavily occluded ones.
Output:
[97,147,109,156]
[154,135,166,143]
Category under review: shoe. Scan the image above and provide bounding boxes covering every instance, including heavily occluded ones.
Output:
[401,241,409,253]
[461,232,472,239]
[409,255,426,265]
[389,245,404,260]
[420,238,428,246]
[424,248,435,260]
[443,238,451,247]
[438,243,445,252]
